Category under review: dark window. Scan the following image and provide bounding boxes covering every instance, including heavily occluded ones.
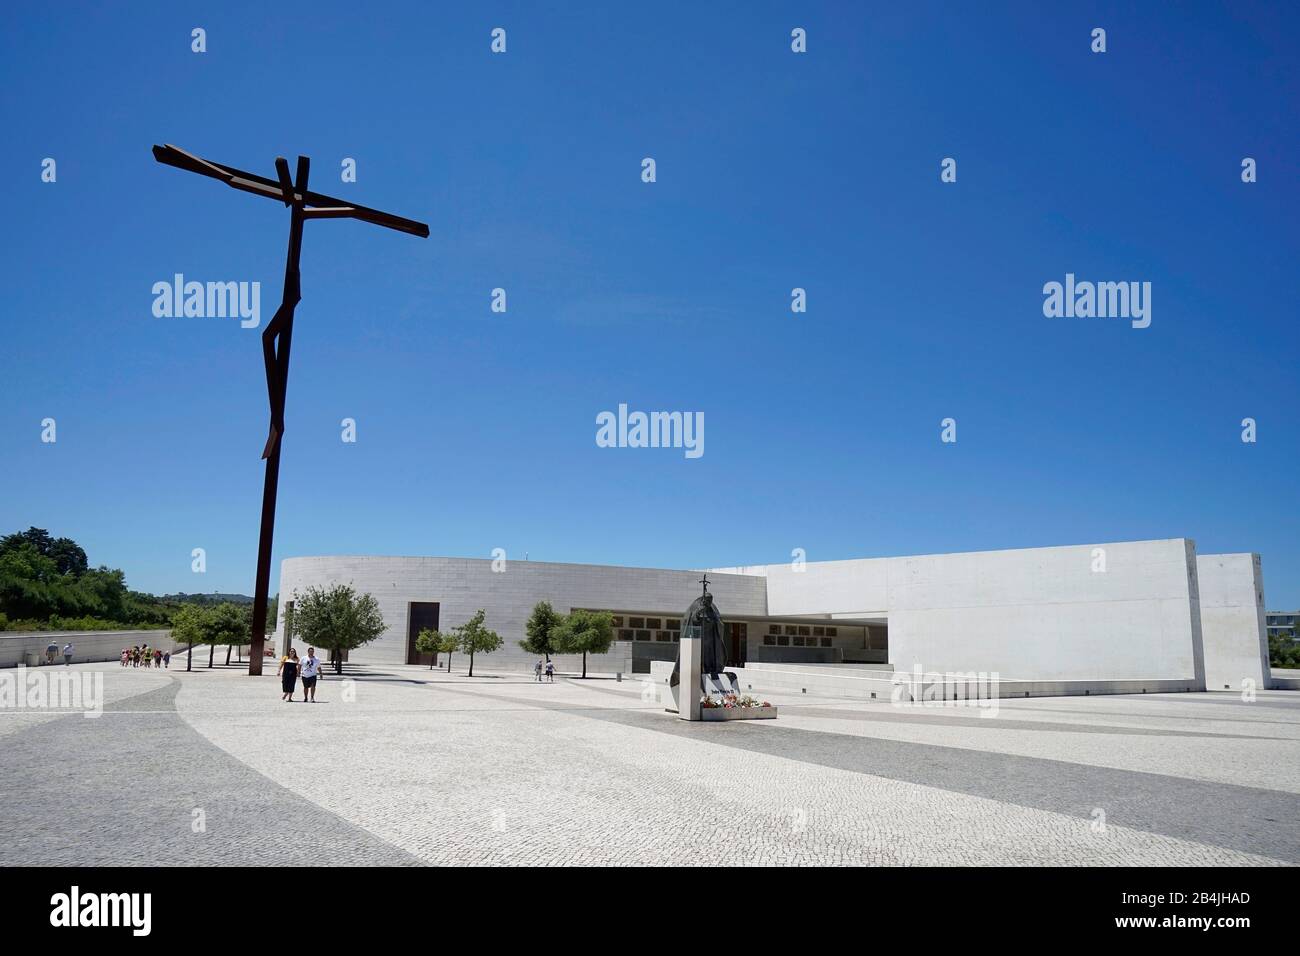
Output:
[777,635,790,646]
[646,617,661,629]
[827,627,838,637]
[630,617,645,629]
[813,626,825,637]
[636,630,651,642]
[820,637,832,648]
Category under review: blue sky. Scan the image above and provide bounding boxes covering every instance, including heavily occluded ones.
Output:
[2,1,1297,604]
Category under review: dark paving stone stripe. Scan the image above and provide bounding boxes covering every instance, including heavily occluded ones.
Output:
[436,682,1299,863]
[777,704,1284,740]
[0,677,421,867]
[1108,694,1300,713]
[563,680,1277,738]
[1001,704,1300,727]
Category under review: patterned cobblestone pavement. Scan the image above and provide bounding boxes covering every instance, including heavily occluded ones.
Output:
[2,663,1296,866]
[0,667,417,866]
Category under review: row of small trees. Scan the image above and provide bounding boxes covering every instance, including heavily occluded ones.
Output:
[170,584,387,675]
[413,602,616,679]
[180,584,618,680]
[169,602,252,671]
[519,601,615,679]
[414,609,503,677]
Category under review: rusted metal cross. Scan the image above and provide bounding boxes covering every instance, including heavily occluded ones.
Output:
[153,144,428,674]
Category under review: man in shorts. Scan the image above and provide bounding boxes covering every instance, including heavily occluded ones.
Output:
[300,646,321,702]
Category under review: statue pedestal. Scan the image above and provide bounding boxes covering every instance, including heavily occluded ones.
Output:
[701,706,778,721]
[674,635,702,720]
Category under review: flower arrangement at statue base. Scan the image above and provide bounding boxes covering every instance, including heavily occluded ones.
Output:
[700,692,777,721]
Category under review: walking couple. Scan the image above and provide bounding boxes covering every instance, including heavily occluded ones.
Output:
[276,646,322,702]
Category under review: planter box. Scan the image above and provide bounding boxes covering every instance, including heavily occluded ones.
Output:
[700,706,777,721]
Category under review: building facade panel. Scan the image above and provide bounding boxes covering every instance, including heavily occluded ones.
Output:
[276,556,767,671]
[762,539,1203,681]
[1196,553,1270,691]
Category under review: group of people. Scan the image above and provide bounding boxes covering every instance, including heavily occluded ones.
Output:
[121,645,168,668]
[276,646,322,702]
[533,659,555,682]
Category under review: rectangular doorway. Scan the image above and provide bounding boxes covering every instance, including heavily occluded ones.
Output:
[406,601,440,666]
[726,622,748,667]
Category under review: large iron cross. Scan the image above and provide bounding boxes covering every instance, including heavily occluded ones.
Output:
[153,144,429,675]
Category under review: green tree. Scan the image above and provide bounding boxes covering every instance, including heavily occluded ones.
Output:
[214,602,253,664]
[415,627,459,670]
[290,583,386,674]
[193,601,247,668]
[1269,631,1300,668]
[170,603,208,672]
[438,631,459,670]
[0,527,53,556]
[552,609,615,679]
[0,543,60,619]
[0,530,131,625]
[430,609,503,677]
[520,600,563,661]
[48,537,88,577]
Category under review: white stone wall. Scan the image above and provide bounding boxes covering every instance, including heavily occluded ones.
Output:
[0,630,177,668]
[761,539,1204,682]
[1196,553,1270,692]
[275,556,768,671]
[277,539,1241,686]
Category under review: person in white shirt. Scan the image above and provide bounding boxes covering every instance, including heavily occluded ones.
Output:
[299,646,321,702]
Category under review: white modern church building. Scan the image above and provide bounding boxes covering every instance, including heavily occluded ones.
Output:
[274,538,1277,699]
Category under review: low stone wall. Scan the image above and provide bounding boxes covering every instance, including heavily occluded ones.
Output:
[1272,671,1300,691]
[0,630,176,668]
[648,659,1199,701]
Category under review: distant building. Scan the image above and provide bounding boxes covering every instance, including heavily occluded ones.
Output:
[275,538,1277,695]
[1266,611,1299,640]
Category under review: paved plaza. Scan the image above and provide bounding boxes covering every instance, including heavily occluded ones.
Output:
[1,661,1298,866]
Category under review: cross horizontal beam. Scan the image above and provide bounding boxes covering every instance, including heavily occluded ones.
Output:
[152,143,430,238]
